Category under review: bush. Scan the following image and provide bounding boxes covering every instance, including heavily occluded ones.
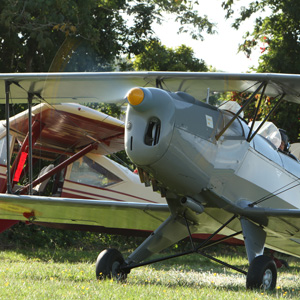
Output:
[0,222,145,251]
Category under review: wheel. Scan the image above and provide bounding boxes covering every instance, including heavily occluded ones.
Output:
[96,248,128,281]
[246,255,277,290]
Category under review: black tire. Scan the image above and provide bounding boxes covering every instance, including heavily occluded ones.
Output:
[96,248,127,281]
[246,255,277,290]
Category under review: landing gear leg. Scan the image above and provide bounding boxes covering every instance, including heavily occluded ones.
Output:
[241,218,277,290]
[96,214,197,280]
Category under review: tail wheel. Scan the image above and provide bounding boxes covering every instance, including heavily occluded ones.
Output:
[246,255,277,290]
[96,248,128,281]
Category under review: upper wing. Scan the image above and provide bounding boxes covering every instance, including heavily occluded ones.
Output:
[1,72,300,104]
[3,102,125,156]
[0,72,147,104]
[0,194,170,231]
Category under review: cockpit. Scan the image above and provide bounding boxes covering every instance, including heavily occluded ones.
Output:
[248,121,282,150]
[218,100,300,176]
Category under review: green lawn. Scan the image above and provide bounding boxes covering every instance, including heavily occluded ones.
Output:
[0,247,299,299]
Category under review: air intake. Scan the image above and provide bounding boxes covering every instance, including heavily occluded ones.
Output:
[144,118,161,146]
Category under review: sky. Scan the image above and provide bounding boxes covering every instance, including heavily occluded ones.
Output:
[152,0,262,73]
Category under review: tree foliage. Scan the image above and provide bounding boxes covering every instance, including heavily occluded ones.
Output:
[0,0,215,73]
[222,0,300,142]
[222,0,300,73]
[133,40,208,71]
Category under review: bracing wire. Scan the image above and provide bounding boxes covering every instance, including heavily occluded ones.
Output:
[250,177,300,207]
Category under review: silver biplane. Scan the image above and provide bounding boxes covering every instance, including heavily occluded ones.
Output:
[1,72,300,290]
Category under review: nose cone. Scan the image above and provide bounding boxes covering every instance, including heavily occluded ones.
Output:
[127,88,145,106]
[125,87,175,166]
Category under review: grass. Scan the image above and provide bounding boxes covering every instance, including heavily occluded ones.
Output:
[0,246,299,299]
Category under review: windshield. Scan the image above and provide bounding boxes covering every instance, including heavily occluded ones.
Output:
[219,101,244,118]
[248,121,281,148]
[69,156,122,188]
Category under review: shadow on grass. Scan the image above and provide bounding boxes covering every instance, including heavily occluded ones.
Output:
[126,275,300,297]
[0,247,100,263]
[1,244,297,273]
[0,245,250,272]
[129,250,250,273]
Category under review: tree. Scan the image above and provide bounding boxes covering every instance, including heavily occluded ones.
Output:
[222,0,300,142]
[222,0,300,74]
[133,40,208,71]
[0,0,215,73]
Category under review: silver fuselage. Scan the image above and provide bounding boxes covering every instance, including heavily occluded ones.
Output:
[125,88,300,211]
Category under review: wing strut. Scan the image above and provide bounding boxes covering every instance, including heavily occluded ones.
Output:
[215,81,267,141]
[5,81,12,194]
[4,81,58,195]
[246,93,285,143]
[28,93,34,195]
[156,78,163,89]
[246,83,267,141]
[10,120,45,186]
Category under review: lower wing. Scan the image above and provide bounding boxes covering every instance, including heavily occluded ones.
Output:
[0,194,169,232]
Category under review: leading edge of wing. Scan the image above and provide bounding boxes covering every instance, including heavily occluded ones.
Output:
[0,72,300,104]
[242,206,300,219]
[0,72,149,104]
[0,194,170,231]
[202,189,300,225]
[0,193,169,210]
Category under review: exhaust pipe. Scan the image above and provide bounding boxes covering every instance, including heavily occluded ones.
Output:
[181,197,204,214]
